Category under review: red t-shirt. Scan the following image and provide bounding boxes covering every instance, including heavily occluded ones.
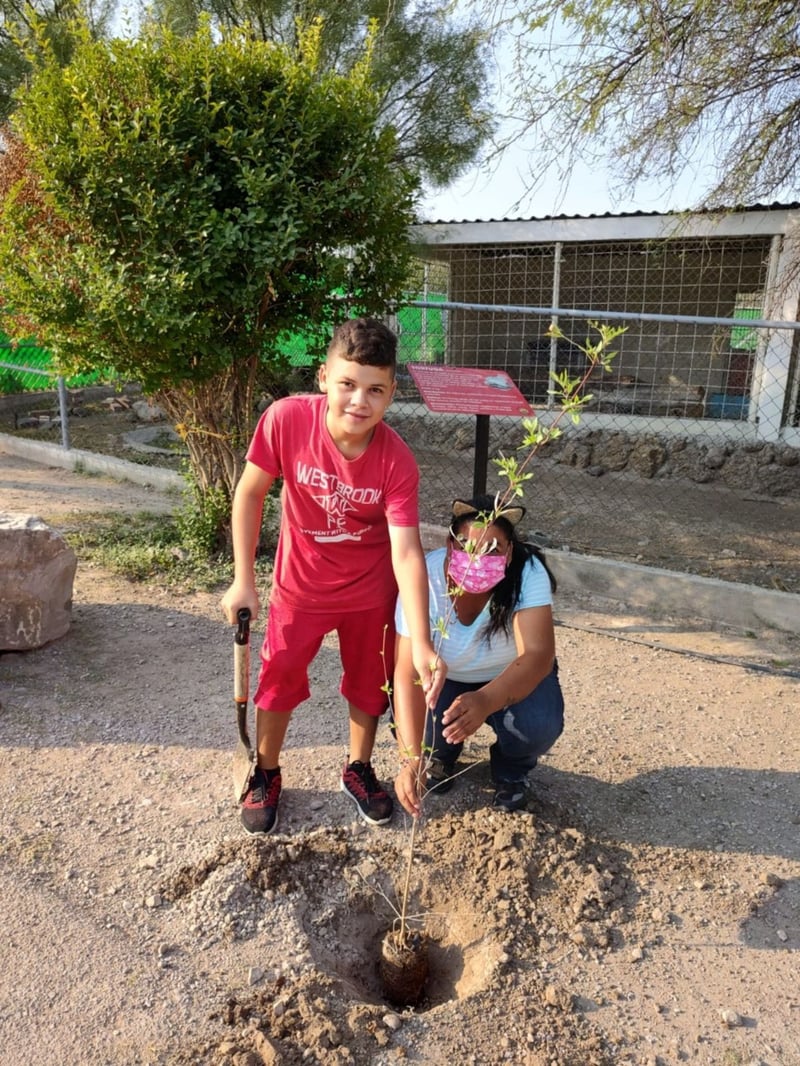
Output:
[246,394,419,612]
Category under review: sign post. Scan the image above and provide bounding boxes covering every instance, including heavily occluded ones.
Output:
[408,366,533,496]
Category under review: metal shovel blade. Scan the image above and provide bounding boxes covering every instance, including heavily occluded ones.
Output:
[232,607,255,802]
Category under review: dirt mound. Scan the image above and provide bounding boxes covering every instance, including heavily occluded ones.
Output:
[157,811,625,1065]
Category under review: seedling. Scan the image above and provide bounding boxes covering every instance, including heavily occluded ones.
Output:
[379,322,624,1006]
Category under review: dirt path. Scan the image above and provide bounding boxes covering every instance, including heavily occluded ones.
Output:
[1,449,799,1066]
[0,447,179,517]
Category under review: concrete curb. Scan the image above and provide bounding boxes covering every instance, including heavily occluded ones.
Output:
[545,552,799,635]
[4,432,798,637]
[0,431,184,493]
[419,522,800,638]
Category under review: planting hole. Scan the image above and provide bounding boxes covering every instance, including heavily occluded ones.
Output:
[163,829,502,1012]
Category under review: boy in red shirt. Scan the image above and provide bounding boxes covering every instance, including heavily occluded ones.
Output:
[221,317,443,834]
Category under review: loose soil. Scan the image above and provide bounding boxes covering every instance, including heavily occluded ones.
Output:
[1,430,799,1066]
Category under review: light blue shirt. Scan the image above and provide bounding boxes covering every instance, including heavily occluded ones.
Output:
[395,547,553,682]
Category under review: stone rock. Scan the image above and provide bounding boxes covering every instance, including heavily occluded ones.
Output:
[702,445,727,470]
[594,431,634,472]
[719,1007,743,1028]
[718,450,764,490]
[628,437,667,478]
[131,399,166,423]
[0,514,77,650]
[759,871,785,887]
[252,1031,283,1064]
[122,425,184,456]
[667,441,710,482]
[750,463,800,496]
[543,982,573,1011]
[776,446,799,467]
[561,440,593,468]
[232,1052,262,1066]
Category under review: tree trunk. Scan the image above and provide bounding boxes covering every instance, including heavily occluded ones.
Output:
[154,354,260,508]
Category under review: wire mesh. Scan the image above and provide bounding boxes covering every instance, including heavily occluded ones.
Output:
[0,336,107,393]
[383,242,800,591]
[2,238,798,590]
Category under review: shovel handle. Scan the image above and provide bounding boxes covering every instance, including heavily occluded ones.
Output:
[234,607,251,704]
[235,607,251,645]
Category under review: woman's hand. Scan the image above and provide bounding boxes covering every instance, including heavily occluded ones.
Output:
[394,760,424,817]
[441,689,492,745]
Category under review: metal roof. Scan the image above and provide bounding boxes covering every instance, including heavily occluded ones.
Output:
[411,203,800,245]
[416,202,800,226]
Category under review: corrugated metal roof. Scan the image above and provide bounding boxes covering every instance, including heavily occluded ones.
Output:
[416,202,800,226]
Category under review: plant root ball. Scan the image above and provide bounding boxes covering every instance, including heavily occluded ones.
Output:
[380,929,430,1007]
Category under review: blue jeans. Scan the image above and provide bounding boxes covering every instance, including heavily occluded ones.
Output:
[425,662,564,785]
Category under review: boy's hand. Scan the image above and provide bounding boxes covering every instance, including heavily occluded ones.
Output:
[220,582,260,625]
[412,642,446,709]
[394,761,423,817]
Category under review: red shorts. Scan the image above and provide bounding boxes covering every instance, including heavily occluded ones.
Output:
[253,598,396,717]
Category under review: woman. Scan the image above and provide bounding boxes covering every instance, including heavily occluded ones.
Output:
[393,494,564,817]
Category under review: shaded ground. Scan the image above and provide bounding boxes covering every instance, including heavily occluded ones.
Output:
[1,449,799,1066]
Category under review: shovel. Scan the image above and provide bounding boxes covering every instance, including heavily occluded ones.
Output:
[232,606,256,802]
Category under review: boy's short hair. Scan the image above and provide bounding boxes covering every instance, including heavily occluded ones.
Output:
[327,317,397,375]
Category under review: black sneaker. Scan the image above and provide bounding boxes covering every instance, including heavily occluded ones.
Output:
[341,760,394,826]
[426,758,455,794]
[241,766,282,835]
[492,781,528,813]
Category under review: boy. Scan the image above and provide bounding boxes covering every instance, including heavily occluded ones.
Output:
[220,317,443,835]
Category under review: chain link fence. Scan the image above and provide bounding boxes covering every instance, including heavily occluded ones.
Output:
[0,344,73,449]
[379,247,800,591]
[0,335,116,449]
[3,240,799,590]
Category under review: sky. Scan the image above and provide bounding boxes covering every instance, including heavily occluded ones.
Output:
[418,122,717,224]
[418,7,719,224]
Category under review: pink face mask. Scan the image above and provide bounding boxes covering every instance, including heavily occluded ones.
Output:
[447,549,507,594]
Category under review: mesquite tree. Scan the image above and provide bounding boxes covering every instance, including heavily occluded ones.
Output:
[475,0,800,207]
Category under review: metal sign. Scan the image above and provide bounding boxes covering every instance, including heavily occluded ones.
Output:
[408,364,533,416]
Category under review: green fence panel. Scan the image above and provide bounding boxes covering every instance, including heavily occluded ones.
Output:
[0,335,110,394]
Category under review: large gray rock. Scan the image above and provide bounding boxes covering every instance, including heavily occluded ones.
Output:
[0,514,77,650]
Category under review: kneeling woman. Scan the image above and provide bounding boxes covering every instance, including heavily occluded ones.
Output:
[393,495,564,816]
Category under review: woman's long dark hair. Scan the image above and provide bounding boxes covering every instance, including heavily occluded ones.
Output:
[449,494,556,643]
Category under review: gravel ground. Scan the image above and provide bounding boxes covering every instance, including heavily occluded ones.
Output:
[1,447,799,1066]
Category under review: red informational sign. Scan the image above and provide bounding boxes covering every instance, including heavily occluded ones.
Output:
[408,364,533,416]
